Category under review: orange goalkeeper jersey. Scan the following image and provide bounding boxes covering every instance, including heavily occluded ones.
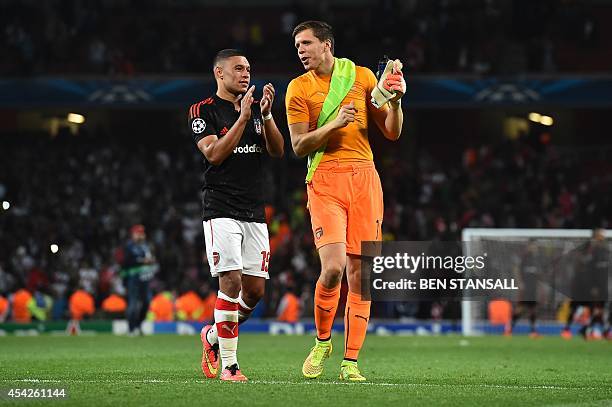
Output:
[285,64,389,162]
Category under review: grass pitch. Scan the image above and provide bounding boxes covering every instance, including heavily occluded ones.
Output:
[0,334,610,406]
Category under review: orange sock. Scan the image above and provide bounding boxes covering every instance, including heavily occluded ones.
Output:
[314,282,341,340]
[344,291,371,360]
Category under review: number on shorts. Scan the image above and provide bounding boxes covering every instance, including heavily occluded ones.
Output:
[260,251,271,272]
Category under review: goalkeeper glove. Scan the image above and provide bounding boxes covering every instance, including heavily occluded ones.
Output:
[371,59,405,109]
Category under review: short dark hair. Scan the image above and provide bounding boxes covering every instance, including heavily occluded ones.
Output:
[292,20,334,54]
[213,49,246,68]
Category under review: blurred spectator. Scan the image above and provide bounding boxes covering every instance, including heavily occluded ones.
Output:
[97,263,120,303]
[50,268,70,320]
[101,292,127,318]
[69,288,95,321]
[11,246,34,282]
[175,289,204,321]
[11,286,46,322]
[10,287,32,323]
[277,287,301,323]
[147,291,174,322]
[26,265,49,293]
[78,261,98,295]
[121,224,156,335]
[32,289,53,321]
[0,264,16,294]
[201,288,217,323]
[0,294,9,322]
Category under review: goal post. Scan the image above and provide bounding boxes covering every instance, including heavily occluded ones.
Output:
[461,228,611,336]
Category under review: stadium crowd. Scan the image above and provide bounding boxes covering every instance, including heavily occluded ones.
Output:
[0,121,610,323]
[0,0,609,76]
[1,0,611,326]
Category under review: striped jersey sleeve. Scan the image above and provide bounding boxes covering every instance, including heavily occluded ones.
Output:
[188,97,217,143]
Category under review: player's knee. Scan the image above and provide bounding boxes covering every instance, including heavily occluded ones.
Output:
[320,262,345,288]
[242,285,264,304]
[219,271,242,298]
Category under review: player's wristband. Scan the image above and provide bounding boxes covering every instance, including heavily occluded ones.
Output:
[263,112,273,121]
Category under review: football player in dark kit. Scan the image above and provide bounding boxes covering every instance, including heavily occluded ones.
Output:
[121,224,156,336]
[505,239,541,338]
[188,49,284,381]
[562,228,609,340]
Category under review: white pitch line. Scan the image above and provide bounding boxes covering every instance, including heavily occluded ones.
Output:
[1,378,603,392]
[249,380,601,391]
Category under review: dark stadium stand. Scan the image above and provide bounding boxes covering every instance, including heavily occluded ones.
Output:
[0,124,610,320]
[1,0,611,76]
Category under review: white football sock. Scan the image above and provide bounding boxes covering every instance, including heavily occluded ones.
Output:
[206,324,218,345]
[238,290,254,324]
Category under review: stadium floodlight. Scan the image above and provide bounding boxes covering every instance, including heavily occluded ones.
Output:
[461,228,611,336]
[528,112,542,122]
[50,244,59,254]
[67,113,85,124]
[540,115,554,126]
[2,201,9,210]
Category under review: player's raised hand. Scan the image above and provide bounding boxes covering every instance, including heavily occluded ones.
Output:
[333,100,357,128]
[238,85,255,121]
[385,60,406,101]
[260,83,275,116]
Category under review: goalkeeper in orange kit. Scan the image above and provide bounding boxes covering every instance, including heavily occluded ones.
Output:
[285,21,405,381]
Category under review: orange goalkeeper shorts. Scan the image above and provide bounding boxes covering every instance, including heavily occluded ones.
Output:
[306,160,384,255]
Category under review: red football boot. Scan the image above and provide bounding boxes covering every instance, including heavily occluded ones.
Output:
[220,364,248,382]
[200,325,219,378]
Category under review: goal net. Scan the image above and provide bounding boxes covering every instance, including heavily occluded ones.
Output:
[461,228,611,336]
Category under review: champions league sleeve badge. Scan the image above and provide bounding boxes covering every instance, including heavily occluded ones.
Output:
[192,118,206,134]
[254,118,262,135]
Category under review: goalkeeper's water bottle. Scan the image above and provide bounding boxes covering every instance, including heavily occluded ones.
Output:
[376,55,390,79]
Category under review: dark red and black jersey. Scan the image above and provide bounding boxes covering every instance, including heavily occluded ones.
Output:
[188,94,266,223]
